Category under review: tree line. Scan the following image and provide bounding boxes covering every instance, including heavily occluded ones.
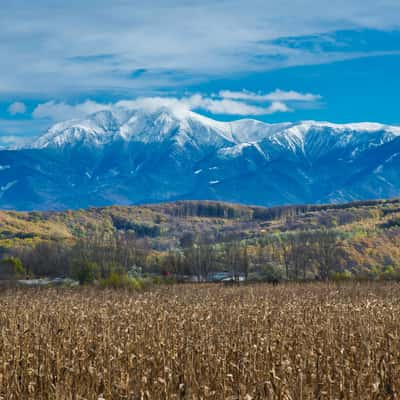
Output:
[0,225,346,283]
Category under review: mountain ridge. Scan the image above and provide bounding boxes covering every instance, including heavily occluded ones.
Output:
[1,106,400,210]
[30,108,400,150]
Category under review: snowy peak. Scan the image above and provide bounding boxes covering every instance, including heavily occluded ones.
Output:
[31,107,400,153]
[256,120,400,159]
[33,110,121,148]
[29,107,400,174]
[32,107,238,149]
[2,107,400,210]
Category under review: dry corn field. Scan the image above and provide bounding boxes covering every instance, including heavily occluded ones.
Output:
[0,283,400,399]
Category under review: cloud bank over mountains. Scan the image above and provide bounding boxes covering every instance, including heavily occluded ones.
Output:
[32,89,321,123]
[0,89,321,147]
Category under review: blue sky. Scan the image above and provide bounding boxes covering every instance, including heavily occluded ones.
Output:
[0,0,399,146]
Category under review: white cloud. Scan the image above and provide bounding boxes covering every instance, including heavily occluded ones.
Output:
[0,1,399,96]
[267,101,292,113]
[32,100,112,121]
[220,89,321,102]
[0,135,33,149]
[32,90,300,122]
[8,102,27,115]
[187,96,292,115]
[115,97,187,114]
[197,98,269,115]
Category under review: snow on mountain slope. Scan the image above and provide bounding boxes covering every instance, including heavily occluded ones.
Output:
[33,107,237,150]
[33,110,121,148]
[1,105,400,210]
[31,106,400,158]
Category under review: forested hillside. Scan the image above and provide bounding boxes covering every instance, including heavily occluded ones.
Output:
[1,198,400,282]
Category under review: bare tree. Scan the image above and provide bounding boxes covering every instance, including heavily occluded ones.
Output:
[313,229,341,280]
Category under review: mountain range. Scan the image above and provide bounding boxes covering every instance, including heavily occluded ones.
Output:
[1,106,400,210]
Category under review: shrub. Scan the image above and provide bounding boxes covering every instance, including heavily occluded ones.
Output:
[72,261,99,285]
[330,270,353,281]
[111,216,161,237]
[0,257,25,279]
[259,263,285,283]
[100,272,144,290]
[380,265,400,281]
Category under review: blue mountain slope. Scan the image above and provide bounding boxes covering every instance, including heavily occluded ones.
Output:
[1,107,400,210]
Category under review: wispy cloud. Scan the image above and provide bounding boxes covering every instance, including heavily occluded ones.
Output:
[0,135,32,149]
[0,1,399,96]
[32,100,112,121]
[191,97,292,116]
[31,89,308,122]
[219,89,321,102]
[8,102,27,115]
[0,92,301,147]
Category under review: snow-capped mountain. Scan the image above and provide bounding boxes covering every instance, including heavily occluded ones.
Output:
[1,106,400,210]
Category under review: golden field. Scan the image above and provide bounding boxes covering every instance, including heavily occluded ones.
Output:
[0,283,399,399]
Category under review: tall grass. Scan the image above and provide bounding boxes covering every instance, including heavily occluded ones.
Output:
[0,282,399,398]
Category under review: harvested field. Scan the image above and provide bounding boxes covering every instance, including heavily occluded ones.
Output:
[0,283,399,399]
